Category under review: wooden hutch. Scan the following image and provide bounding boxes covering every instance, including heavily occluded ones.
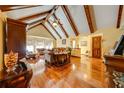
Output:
[104,55,124,88]
[6,18,27,59]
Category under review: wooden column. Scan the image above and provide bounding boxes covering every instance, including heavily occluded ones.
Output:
[7,18,27,59]
[0,11,4,71]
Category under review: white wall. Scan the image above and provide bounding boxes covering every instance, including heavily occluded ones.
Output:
[56,27,124,58]
[90,28,124,55]
[79,36,90,55]
[82,28,124,57]
[56,38,70,48]
[27,25,54,39]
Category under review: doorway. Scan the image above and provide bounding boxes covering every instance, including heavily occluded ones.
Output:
[92,36,102,58]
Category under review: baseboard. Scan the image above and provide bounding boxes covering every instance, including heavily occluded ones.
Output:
[71,55,81,58]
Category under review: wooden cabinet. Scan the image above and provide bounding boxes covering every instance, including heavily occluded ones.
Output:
[104,55,124,87]
[7,18,27,59]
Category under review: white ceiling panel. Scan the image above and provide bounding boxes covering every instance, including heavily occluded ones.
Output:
[55,7,75,36]
[93,5,119,29]
[24,14,47,24]
[44,22,60,39]
[67,5,90,34]
[5,5,54,19]
[49,16,66,38]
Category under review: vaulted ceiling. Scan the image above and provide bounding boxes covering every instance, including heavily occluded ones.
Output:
[0,5,124,40]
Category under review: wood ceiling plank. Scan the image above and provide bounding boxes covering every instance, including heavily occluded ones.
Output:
[53,14,69,38]
[61,5,79,36]
[117,5,123,28]
[18,10,50,21]
[26,6,59,29]
[84,5,97,33]
[47,20,62,39]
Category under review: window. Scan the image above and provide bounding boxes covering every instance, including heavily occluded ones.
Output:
[36,45,44,49]
[72,40,76,48]
[27,36,54,52]
[26,45,34,52]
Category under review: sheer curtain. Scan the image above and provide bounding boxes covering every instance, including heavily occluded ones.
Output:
[26,36,54,53]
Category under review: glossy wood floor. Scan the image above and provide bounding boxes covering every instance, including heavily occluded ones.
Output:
[30,55,108,88]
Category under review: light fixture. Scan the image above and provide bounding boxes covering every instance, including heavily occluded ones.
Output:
[49,19,59,28]
[52,20,58,27]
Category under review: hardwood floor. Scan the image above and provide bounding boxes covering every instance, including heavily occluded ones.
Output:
[29,55,108,88]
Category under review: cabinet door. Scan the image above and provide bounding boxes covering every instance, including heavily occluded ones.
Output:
[7,18,27,59]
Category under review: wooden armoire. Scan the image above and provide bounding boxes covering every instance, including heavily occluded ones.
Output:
[6,18,27,59]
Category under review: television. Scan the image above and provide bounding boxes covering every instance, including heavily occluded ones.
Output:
[113,35,124,55]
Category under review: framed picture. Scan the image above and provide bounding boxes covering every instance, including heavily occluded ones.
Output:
[62,39,66,45]
[80,41,87,46]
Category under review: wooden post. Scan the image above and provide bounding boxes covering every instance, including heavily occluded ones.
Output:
[0,11,6,71]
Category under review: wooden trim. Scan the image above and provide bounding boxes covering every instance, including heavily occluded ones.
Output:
[47,20,62,39]
[0,5,41,12]
[61,5,79,36]
[53,14,69,38]
[84,5,97,33]
[18,10,50,21]
[42,24,56,40]
[117,5,123,28]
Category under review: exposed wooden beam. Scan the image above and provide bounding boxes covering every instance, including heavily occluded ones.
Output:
[117,5,123,28]
[0,5,41,12]
[21,6,58,28]
[28,24,41,30]
[47,20,62,39]
[45,5,59,22]
[42,24,56,40]
[53,14,69,38]
[28,19,45,26]
[18,10,50,21]
[27,18,46,30]
[61,5,79,36]
[7,18,27,27]
[84,5,97,33]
